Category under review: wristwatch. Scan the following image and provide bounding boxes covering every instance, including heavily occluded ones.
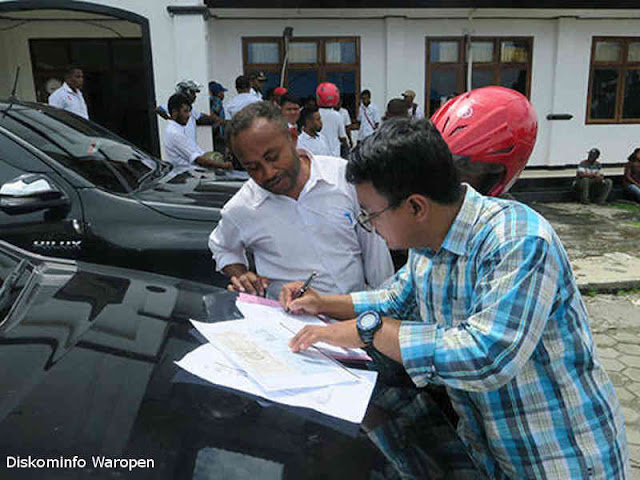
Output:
[356,310,382,347]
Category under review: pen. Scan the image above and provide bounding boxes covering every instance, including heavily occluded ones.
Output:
[286,271,317,313]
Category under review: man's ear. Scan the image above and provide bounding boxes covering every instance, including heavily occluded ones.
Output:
[408,194,429,219]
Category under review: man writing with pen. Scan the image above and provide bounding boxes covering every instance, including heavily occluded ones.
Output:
[278,118,629,479]
[208,101,394,298]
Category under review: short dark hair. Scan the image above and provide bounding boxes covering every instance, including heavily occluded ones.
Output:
[235,75,250,90]
[361,89,371,97]
[228,101,288,142]
[168,93,190,116]
[346,118,462,205]
[385,98,409,118]
[300,106,319,127]
[279,93,300,107]
[628,148,640,162]
[64,66,82,79]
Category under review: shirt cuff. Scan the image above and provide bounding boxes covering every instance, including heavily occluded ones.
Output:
[398,321,440,388]
[212,251,248,273]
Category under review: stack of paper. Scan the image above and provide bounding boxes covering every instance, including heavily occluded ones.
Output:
[175,297,378,424]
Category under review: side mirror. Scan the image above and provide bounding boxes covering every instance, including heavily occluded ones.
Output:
[0,174,70,215]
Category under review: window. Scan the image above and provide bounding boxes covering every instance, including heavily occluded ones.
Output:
[425,37,533,117]
[587,37,640,124]
[243,37,360,120]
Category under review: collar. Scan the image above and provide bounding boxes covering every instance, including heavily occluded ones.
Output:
[63,82,79,95]
[249,150,336,208]
[436,184,483,257]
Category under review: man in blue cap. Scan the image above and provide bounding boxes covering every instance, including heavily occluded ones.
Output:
[209,81,227,152]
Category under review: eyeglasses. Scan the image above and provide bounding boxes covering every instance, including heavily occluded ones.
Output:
[356,205,394,233]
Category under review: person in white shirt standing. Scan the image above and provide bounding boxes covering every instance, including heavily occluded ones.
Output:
[357,89,380,143]
[226,75,260,120]
[278,93,301,145]
[297,107,331,157]
[316,83,348,158]
[48,66,89,119]
[335,99,353,154]
[402,89,424,120]
[249,71,267,100]
[209,101,393,297]
[164,94,233,174]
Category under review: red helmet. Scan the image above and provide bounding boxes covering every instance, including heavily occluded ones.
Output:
[273,87,288,96]
[316,82,340,108]
[431,86,538,197]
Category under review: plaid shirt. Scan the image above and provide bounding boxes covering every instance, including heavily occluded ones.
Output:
[352,186,629,479]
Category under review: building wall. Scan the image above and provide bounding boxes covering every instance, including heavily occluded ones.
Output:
[209,13,640,167]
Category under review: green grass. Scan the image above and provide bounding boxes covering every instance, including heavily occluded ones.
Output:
[626,221,640,229]
[611,202,640,213]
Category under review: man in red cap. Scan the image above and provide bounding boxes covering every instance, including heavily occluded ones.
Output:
[272,86,288,105]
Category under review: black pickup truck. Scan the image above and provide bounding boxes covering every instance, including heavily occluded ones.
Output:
[0,100,243,286]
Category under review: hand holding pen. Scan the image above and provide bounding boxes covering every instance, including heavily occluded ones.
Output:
[282,271,319,314]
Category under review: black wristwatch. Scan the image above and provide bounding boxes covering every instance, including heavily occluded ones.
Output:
[356,310,382,347]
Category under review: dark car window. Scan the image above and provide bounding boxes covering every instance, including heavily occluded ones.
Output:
[0,106,160,194]
[0,132,52,173]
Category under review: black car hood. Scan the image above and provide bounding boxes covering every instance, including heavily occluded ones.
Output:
[134,170,243,222]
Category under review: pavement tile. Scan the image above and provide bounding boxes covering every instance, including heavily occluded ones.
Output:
[625,369,640,383]
[620,356,640,369]
[598,347,621,359]
[610,372,629,388]
[623,406,640,425]
[627,382,640,398]
[602,358,628,373]
[627,425,640,446]
[594,334,618,348]
[614,387,637,404]
[613,332,640,344]
[621,344,640,357]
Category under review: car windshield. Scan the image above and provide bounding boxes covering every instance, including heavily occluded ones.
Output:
[0,105,168,194]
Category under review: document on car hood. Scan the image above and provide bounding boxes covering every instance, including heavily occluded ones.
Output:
[175,342,378,424]
[190,318,357,392]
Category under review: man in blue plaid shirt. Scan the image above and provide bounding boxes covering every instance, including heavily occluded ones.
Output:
[281,118,629,479]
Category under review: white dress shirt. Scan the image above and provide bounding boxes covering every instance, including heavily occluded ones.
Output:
[250,87,263,100]
[409,103,424,120]
[226,93,260,119]
[297,131,332,157]
[358,103,381,141]
[209,152,394,296]
[164,120,203,173]
[338,107,351,128]
[48,83,89,119]
[318,108,347,158]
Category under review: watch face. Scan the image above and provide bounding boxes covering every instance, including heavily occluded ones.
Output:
[360,313,377,329]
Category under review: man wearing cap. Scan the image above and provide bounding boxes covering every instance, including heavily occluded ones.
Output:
[271,86,288,106]
[249,71,267,100]
[226,75,260,120]
[155,80,218,144]
[209,81,227,152]
[402,89,424,120]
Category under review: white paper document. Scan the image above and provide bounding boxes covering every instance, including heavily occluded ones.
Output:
[191,318,357,392]
[175,342,378,424]
[235,300,370,362]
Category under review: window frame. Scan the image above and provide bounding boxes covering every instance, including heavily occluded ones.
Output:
[425,36,533,118]
[586,36,640,125]
[242,36,360,118]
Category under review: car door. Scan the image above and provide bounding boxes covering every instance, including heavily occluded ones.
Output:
[0,130,85,259]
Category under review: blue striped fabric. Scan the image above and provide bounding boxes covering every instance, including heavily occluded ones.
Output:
[351,186,629,479]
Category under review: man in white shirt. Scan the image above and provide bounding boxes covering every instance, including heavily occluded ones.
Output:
[48,67,89,119]
[226,75,261,119]
[209,101,394,297]
[155,80,217,144]
[164,94,233,174]
[297,107,331,157]
[279,93,301,144]
[249,71,267,100]
[335,100,353,151]
[357,89,380,142]
[402,89,424,120]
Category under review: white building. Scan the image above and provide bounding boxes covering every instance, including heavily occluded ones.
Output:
[0,0,638,167]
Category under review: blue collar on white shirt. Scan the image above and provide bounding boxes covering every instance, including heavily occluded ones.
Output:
[249,149,336,208]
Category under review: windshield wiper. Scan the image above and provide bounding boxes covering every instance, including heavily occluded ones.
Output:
[0,259,30,314]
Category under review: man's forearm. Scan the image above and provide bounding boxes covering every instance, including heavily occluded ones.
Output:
[318,294,357,320]
[223,264,248,278]
[372,317,403,363]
